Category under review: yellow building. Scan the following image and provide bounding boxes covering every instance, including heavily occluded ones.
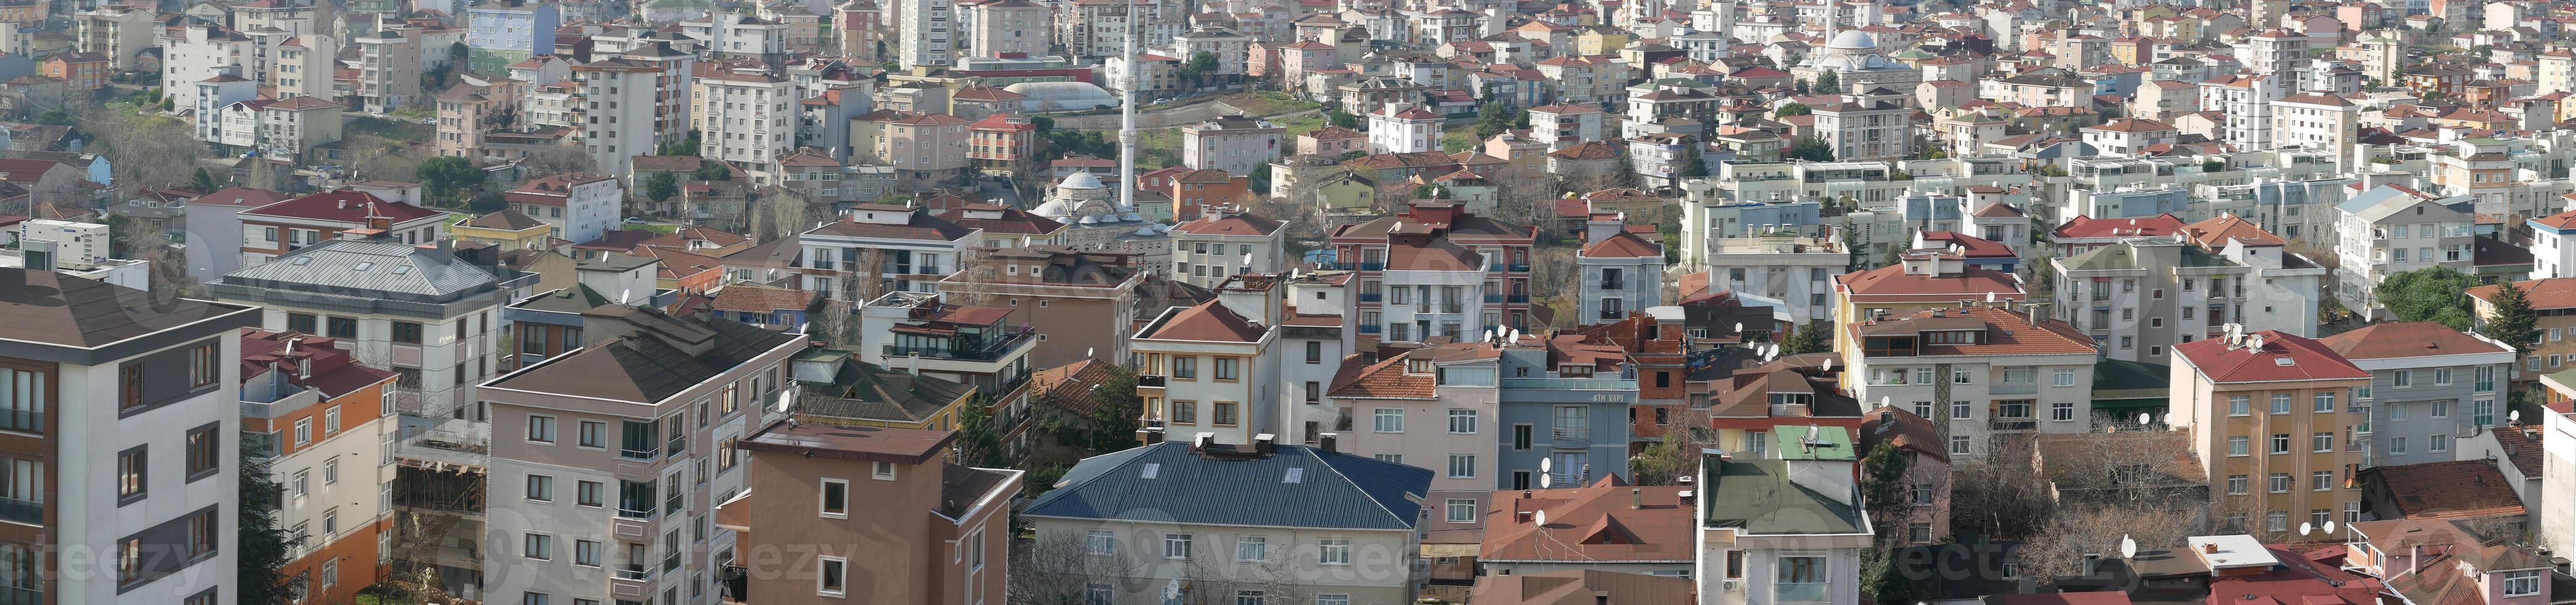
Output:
[2170,329,2370,541]
[793,357,977,432]
[1314,170,1379,211]
[1575,28,1633,57]
[451,208,553,251]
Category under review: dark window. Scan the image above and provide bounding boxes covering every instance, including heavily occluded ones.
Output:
[394,368,422,389]
[392,322,424,344]
[286,313,317,334]
[1305,341,1322,364]
[188,344,217,389]
[185,424,219,481]
[118,364,144,411]
[117,445,145,505]
[820,480,848,515]
[326,317,357,339]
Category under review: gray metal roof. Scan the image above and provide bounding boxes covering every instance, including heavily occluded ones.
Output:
[219,239,510,302]
[1024,441,1432,530]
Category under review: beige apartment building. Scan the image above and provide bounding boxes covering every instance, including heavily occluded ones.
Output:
[940,246,1144,369]
[2171,328,2371,540]
[715,421,1020,604]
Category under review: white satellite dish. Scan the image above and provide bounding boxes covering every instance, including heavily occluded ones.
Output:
[2298,522,2314,536]
[2511,409,2523,423]
[1985,291,1998,302]
[2139,412,2152,425]
[1733,322,1744,333]
[1086,347,1096,357]
[1880,396,1891,409]
[2324,520,2337,535]
[1534,509,1548,526]
[1540,457,1553,474]
[2119,535,2137,559]
[1820,358,1834,371]
[1538,472,1553,488]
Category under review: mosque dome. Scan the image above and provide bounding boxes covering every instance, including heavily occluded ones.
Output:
[1057,170,1106,190]
[1826,30,1876,51]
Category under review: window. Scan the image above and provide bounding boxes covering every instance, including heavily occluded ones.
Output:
[1085,585,1113,605]
[2505,570,2543,597]
[1448,409,1477,434]
[1320,538,1351,565]
[2228,436,2249,456]
[523,533,552,560]
[1777,555,1827,602]
[1447,454,1475,478]
[577,480,603,507]
[1235,591,1264,605]
[527,415,556,443]
[2312,432,2333,453]
[1317,595,1350,605]
[1170,356,1198,379]
[527,475,553,501]
[578,420,607,448]
[1949,436,1970,455]
[1213,357,1240,380]
[116,446,145,504]
[2051,403,2074,421]
[2269,433,2290,454]
[1170,400,1196,424]
[2431,433,2450,452]
[1953,369,1972,384]
[1086,530,1115,556]
[287,313,317,333]
[2474,399,2496,427]
[819,479,848,517]
[1213,402,1239,426]
[2390,436,2408,454]
[1952,401,1972,419]
[2266,511,2288,533]
[392,321,423,344]
[522,593,549,605]
[2433,400,2451,418]
[188,344,218,389]
[1306,341,1323,364]
[2226,475,2247,495]
[1446,499,1477,522]
[2229,395,2249,416]
[1373,408,1404,433]
[2270,394,2291,414]
[2393,370,2412,388]
[1513,424,1533,451]
[2313,392,2335,413]
[327,317,357,339]
[2269,473,2291,493]
[294,418,312,446]
[185,424,219,480]
[817,556,846,596]
[1215,534,1262,563]
[1162,533,1192,559]
[2054,369,2077,386]
[2311,471,2333,491]
[873,461,897,481]
[575,540,601,566]
[1909,523,1932,543]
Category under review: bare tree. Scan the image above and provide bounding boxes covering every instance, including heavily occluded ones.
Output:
[1012,529,1141,605]
[746,186,832,243]
[1946,440,2052,541]
[515,141,599,177]
[2015,506,2199,582]
[90,111,201,193]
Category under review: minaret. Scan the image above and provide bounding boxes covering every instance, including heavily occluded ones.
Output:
[1117,7,1138,214]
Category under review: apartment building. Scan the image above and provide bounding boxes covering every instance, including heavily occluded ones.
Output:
[2532,210,2576,280]
[856,291,1038,456]
[1482,480,1694,577]
[235,190,449,267]
[2333,185,2476,317]
[1330,345,1500,551]
[0,268,259,603]
[962,0,1048,59]
[1327,202,1542,335]
[1367,103,1444,154]
[1169,209,1286,290]
[240,330,399,605]
[72,4,151,69]
[858,111,973,189]
[1183,115,1285,177]
[162,24,252,111]
[1694,234,1846,327]
[1811,95,1913,161]
[2180,214,2330,338]
[2200,73,2285,152]
[1021,437,1432,605]
[570,46,698,175]
[714,420,1020,604]
[1134,299,1280,446]
[180,186,294,283]
[2469,278,2576,393]
[1843,306,2098,459]
[2272,93,2360,171]
[1830,254,2026,352]
[1695,438,1873,605]
[433,81,521,159]
[2171,328,2371,539]
[1057,0,1172,60]
[2317,322,2516,469]
[503,173,623,244]
[2053,240,2253,363]
[896,0,953,68]
[695,66,797,175]
[464,0,558,72]
[352,30,422,112]
[965,114,1036,175]
[1577,223,1665,325]
[793,203,978,300]
[938,246,1146,368]
[477,306,801,605]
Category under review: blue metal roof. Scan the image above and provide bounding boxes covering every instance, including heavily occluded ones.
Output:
[1024,442,1433,530]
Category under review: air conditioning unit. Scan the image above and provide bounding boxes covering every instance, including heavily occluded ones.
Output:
[1722,579,1741,591]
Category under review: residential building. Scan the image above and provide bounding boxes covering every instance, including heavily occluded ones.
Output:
[72,4,151,69]
[570,48,698,175]
[1134,299,1280,446]
[2333,185,2476,317]
[1368,102,1444,154]
[2081,118,2181,157]
[2532,209,2576,280]
[1020,436,1432,605]
[465,0,559,72]
[1481,479,1694,577]
[2319,322,2516,469]
[1326,202,1543,334]
[2468,278,2576,394]
[1694,435,1873,605]
[1057,0,1172,61]
[1182,115,1285,177]
[936,246,1146,368]
[1576,223,1663,325]
[1528,103,1603,150]
[896,0,954,69]
[180,186,294,283]
[452,209,553,252]
[1830,254,2026,350]
[962,0,1048,59]
[1843,306,2098,459]
[2346,519,2556,605]
[1162,169,1246,223]
[2272,93,2360,171]
[2170,328,2371,538]
[1698,234,1848,327]
[43,52,107,91]
[695,66,798,176]
[853,291,1038,456]
[790,356,976,430]
[1328,344,1500,558]
[2179,214,2329,338]
[504,173,624,244]
[965,114,1036,176]
[1858,407,1951,546]
[858,111,973,190]
[792,203,978,300]
[433,80,522,159]
[1170,209,1286,290]
[162,24,254,111]
[712,420,1020,605]
[353,29,423,112]
[240,330,399,605]
[1811,94,1912,161]
[2053,240,2253,362]
[234,190,449,267]
[0,269,258,603]
[477,305,802,605]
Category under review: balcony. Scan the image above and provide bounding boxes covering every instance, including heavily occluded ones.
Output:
[0,409,44,436]
[1990,383,2039,395]
[1360,293,1383,302]
[1136,374,1167,388]
[0,496,37,525]
[1359,325,1382,334]
[1441,304,1465,314]
[0,585,37,605]
[611,513,652,540]
[1485,294,1503,303]
[1551,427,1590,443]
[612,565,656,599]
[1599,280,1625,290]
[619,446,660,461]
[881,329,1036,362]
[1990,420,2038,432]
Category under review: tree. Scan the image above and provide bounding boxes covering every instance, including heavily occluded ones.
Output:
[954,393,1008,467]
[188,166,217,192]
[694,162,734,182]
[1844,226,1868,272]
[1859,441,1912,528]
[1774,102,1813,117]
[644,171,680,204]
[1086,367,1145,451]
[1678,141,1710,178]
[1473,101,1513,140]
[1030,115,1054,131]
[1247,162,1272,195]
[414,156,481,206]
[1815,70,1841,94]
[1182,51,1220,90]
[1325,106,1361,129]
[240,449,306,605]
[2374,266,2481,330]
[1779,322,1830,355]
[2031,259,2056,303]
[2482,280,2540,356]
[1784,134,1835,162]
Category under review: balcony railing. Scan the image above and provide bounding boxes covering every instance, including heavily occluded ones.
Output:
[1359,325,1382,334]
[620,446,659,461]
[0,496,37,525]
[1441,303,1465,314]
[880,330,1035,362]
[615,564,655,581]
[1359,293,1383,302]
[1551,427,1589,442]
[1990,420,2038,432]
[1485,294,1503,303]
[617,506,656,520]
[0,409,40,435]
[1136,374,1167,388]
[1599,280,1625,290]
[0,585,38,605]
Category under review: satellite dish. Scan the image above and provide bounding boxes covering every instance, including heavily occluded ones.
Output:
[1533,509,1548,526]
[1540,457,1553,473]
[1820,358,1834,371]
[2324,520,2337,535]
[2139,412,2153,425]
[1880,396,1890,409]
[2511,409,2523,422]
[1985,291,1998,302]
[1538,472,1553,488]
[1733,322,1744,333]
[2299,522,2314,536]
[2119,535,2137,559]
[1086,347,1096,357]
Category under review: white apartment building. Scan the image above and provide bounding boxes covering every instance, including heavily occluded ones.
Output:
[2533,210,2576,280]
[898,0,954,68]
[1059,0,1173,60]
[1277,272,1356,443]
[962,0,1048,59]
[1843,306,2099,458]
[240,330,400,604]
[2183,214,2329,337]
[2053,240,2254,363]
[164,24,252,111]
[1811,96,1912,161]
[502,173,624,244]
[1528,103,1604,149]
[2333,185,2476,317]
[2272,93,2360,171]
[354,29,423,112]
[1577,223,1664,323]
[1133,299,1281,447]
[1367,103,1443,154]
[477,307,802,605]
[0,268,260,604]
[1699,234,1847,327]
[793,204,980,299]
[1696,447,1873,605]
[2201,74,2285,151]
[570,55,686,175]
[694,67,797,174]
[1169,209,1287,290]
[1180,116,1285,177]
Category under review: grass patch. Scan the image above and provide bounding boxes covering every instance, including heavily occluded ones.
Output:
[1217,91,1322,115]
[1441,125,1480,153]
[346,116,432,143]
[1277,114,1325,137]
[631,222,680,234]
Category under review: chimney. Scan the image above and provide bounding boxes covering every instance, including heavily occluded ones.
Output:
[1143,427,1166,444]
[2082,553,2101,576]
[2203,543,2220,554]
[1678,490,1694,507]
[1253,433,1277,455]
[1630,488,1641,509]
[1192,432,1214,453]
[1318,432,1340,453]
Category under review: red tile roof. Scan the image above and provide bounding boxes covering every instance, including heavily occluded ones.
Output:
[1030,359,1118,414]
[2315,322,2509,360]
[2052,213,2185,239]
[1917,231,2014,258]
[2468,278,2576,310]
[1578,231,1661,258]
[241,190,445,225]
[1326,354,1436,399]
[2172,331,2368,383]
[1482,479,1695,563]
[1857,307,2095,356]
[1172,211,1283,236]
[709,285,816,313]
[1834,264,2024,301]
[2362,460,2528,520]
[1138,299,1266,342]
[2180,213,2286,248]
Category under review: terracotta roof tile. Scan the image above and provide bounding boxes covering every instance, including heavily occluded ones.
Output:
[2316,322,2509,360]
[1138,299,1266,342]
[2468,278,2576,310]
[1326,354,1435,399]
[1482,480,1694,562]
[2180,213,2286,248]
[2362,460,2528,520]
[2172,331,2367,383]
